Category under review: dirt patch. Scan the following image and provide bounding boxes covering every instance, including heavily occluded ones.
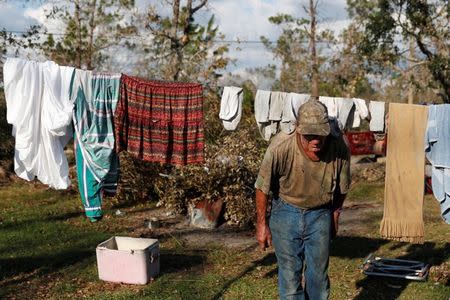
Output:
[102,198,383,251]
[339,202,383,235]
[106,206,257,250]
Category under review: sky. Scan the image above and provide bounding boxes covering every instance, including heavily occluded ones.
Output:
[0,0,350,84]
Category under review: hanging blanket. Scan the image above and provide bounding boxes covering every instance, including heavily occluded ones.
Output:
[3,58,74,189]
[114,74,204,165]
[380,103,428,244]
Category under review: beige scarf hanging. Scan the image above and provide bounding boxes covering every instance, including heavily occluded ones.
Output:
[380,103,428,244]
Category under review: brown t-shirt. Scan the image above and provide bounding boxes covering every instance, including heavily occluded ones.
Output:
[255,132,350,209]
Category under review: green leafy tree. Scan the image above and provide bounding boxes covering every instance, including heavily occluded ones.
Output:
[40,0,134,69]
[348,0,450,102]
[133,0,230,85]
[261,14,310,92]
[261,1,335,95]
[327,23,377,98]
[0,25,41,82]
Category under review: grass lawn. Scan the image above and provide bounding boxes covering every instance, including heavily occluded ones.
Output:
[0,179,449,299]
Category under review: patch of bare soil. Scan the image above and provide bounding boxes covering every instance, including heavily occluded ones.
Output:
[339,202,383,235]
[109,206,258,250]
[109,200,381,251]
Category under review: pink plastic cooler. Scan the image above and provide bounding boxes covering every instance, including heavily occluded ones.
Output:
[96,236,160,284]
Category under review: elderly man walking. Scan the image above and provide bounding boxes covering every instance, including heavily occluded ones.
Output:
[255,99,351,299]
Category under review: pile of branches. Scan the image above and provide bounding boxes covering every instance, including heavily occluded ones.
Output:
[115,126,264,226]
[114,91,267,226]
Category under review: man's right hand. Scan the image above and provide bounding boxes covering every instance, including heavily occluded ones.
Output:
[255,189,272,250]
[256,222,272,250]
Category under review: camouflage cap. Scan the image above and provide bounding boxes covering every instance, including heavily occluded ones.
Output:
[296,98,330,136]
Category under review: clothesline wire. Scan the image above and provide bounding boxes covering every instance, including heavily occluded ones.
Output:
[1,29,342,45]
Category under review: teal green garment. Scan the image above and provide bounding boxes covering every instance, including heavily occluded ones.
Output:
[75,137,102,218]
[70,71,121,218]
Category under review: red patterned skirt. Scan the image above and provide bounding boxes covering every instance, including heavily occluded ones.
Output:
[114,74,204,165]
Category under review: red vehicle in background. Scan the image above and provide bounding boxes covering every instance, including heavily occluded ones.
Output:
[344,130,432,194]
[344,131,387,156]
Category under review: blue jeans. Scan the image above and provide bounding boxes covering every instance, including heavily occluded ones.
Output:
[269,197,331,300]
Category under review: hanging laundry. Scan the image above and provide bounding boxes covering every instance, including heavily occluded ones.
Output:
[3,58,74,189]
[254,90,272,141]
[369,101,386,132]
[280,93,309,134]
[319,96,337,117]
[352,98,369,128]
[319,96,355,131]
[424,104,450,224]
[328,117,342,138]
[114,74,204,165]
[381,103,428,243]
[254,90,271,123]
[70,70,121,221]
[268,91,286,121]
[335,98,355,130]
[268,91,288,137]
[219,86,243,131]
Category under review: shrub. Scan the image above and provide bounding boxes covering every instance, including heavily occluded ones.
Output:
[0,89,14,171]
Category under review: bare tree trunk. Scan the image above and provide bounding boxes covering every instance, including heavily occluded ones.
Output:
[407,39,415,104]
[171,0,180,37]
[309,0,319,100]
[169,0,207,81]
[169,0,181,80]
[74,0,82,68]
[171,0,195,81]
[281,64,286,91]
[343,26,354,98]
[87,0,97,70]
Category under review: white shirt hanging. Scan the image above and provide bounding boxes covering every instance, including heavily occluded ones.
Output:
[219,86,243,131]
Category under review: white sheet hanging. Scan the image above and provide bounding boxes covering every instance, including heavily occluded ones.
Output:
[3,58,74,189]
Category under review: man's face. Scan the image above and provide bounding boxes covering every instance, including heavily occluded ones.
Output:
[301,134,326,153]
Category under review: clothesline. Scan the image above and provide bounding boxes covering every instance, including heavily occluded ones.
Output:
[3,57,448,227]
[1,29,343,45]
[219,86,387,141]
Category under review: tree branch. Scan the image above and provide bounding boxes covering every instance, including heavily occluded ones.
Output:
[191,0,207,15]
